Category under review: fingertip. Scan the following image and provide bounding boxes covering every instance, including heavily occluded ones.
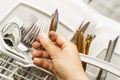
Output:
[33,58,53,71]
[39,33,48,40]
[49,31,55,37]
[33,58,43,67]
[49,33,58,42]
[32,51,43,58]
[36,32,48,42]
[32,41,40,49]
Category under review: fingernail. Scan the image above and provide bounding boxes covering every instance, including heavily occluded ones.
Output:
[39,33,48,40]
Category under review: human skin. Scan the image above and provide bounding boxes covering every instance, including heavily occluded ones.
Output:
[32,31,89,80]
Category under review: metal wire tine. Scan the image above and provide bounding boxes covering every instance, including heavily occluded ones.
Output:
[37,18,43,32]
[21,20,31,34]
[30,25,40,45]
[80,21,90,34]
[97,36,119,80]
[20,27,24,34]
[10,16,23,27]
[40,19,47,32]
[28,31,37,44]
[22,22,34,39]
[20,17,37,38]
[27,18,43,44]
[30,18,47,45]
[25,18,44,45]
[30,18,46,44]
[43,75,49,80]
[24,24,37,44]
[22,23,34,41]
[21,17,47,47]
[41,22,47,32]
[29,26,40,45]
[21,16,37,38]
[20,24,26,34]
[49,9,59,32]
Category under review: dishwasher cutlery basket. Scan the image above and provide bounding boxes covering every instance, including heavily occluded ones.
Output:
[0,18,120,80]
[0,21,56,80]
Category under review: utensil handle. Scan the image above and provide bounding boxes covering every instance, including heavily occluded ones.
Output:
[79,53,120,77]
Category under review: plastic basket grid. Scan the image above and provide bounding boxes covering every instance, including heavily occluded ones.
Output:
[0,53,56,80]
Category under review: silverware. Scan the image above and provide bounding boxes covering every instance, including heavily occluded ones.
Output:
[1,22,21,46]
[0,17,56,80]
[10,16,38,47]
[71,21,90,41]
[49,9,59,32]
[0,31,55,77]
[21,21,35,39]
[4,17,47,59]
[9,16,24,28]
[97,36,119,80]
[21,18,47,47]
[28,18,46,45]
[80,21,90,33]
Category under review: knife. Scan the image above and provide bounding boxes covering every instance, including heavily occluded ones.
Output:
[49,9,59,32]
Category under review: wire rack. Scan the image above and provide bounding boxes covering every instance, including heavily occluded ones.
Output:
[0,14,120,80]
[0,53,56,80]
[0,15,56,80]
[0,52,56,80]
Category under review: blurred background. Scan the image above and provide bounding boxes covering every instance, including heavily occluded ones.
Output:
[83,0,120,23]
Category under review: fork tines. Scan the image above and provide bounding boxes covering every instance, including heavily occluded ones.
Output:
[21,18,47,47]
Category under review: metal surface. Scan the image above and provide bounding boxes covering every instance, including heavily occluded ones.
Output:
[21,18,47,47]
[79,53,120,77]
[1,22,21,46]
[49,9,59,32]
[71,21,90,41]
[0,16,56,80]
[97,36,119,80]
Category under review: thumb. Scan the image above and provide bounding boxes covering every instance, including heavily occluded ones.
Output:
[38,33,60,57]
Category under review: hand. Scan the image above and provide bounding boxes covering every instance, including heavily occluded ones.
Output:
[32,31,89,80]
